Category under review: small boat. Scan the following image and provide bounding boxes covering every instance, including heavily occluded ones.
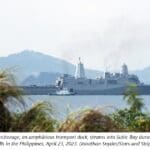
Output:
[56,88,75,95]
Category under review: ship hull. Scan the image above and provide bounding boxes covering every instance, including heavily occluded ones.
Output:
[21,85,150,95]
[73,85,150,95]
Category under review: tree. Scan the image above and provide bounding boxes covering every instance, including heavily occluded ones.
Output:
[111,84,150,131]
[0,70,22,131]
[0,70,57,132]
[123,84,144,112]
[11,102,58,132]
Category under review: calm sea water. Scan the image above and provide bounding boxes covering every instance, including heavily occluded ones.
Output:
[21,95,150,120]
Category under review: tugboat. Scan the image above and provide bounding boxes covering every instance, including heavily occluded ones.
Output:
[56,88,75,95]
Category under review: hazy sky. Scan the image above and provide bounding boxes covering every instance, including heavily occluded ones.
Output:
[0,0,150,71]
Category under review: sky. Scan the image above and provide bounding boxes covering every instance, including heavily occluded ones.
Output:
[0,0,150,71]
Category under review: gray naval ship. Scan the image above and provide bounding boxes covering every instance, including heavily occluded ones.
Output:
[55,58,150,95]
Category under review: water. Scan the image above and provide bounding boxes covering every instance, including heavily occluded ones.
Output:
[22,95,150,120]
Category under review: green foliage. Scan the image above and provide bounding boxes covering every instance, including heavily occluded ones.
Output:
[11,102,58,132]
[0,70,23,101]
[0,70,23,131]
[111,84,150,132]
[132,115,150,132]
[123,84,144,112]
[0,70,57,132]
[111,109,149,131]
[58,109,119,132]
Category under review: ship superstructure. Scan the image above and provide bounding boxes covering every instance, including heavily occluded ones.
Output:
[55,58,142,95]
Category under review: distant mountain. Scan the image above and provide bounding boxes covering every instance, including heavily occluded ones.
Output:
[0,50,150,85]
[0,50,102,85]
[0,50,74,78]
[22,72,62,86]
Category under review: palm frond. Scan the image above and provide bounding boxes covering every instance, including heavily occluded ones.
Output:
[58,108,119,132]
[11,102,57,132]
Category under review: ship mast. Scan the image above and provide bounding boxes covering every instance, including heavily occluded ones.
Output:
[75,57,85,79]
[121,63,128,77]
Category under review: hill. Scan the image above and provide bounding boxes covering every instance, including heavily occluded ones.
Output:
[0,50,102,85]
